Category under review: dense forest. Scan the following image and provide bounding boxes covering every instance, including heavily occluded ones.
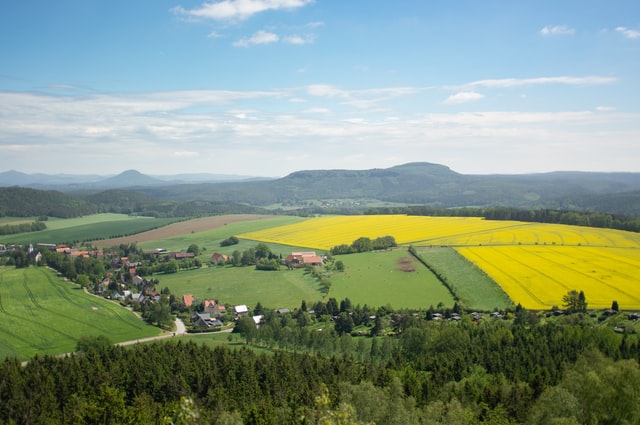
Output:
[1,310,639,424]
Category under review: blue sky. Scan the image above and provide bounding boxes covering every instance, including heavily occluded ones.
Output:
[1,0,639,176]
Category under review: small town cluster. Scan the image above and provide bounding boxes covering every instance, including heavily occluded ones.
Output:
[1,241,326,332]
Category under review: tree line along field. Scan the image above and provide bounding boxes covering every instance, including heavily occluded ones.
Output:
[0,266,160,360]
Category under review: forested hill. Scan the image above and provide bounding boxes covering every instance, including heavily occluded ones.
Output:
[2,162,640,217]
[133,162,640,215]
[0,187,97,218]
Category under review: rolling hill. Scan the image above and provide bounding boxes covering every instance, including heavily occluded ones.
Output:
[1,162,640,217]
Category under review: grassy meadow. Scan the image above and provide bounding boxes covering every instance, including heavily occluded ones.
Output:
[328,248,456,309]
[156,265,322,309]
[413,247,513,310]
[0,213,177,245]
[0,266,160,360]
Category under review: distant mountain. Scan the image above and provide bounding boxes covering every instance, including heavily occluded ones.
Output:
[92,170,166,188]
[0,169,266,190]
[129,162,640,214]
[2,162,640,217]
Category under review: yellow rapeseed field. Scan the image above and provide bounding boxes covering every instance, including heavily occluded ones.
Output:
[239,215,640,310]
[458,246,640,310]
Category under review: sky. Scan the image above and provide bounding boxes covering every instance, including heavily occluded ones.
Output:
[1,0,639,177]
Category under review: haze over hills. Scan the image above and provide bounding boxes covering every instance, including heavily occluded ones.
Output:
[1,162,640,217]
[0,169,269,189]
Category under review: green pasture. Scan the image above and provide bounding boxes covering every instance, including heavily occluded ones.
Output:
[136,215,310,258]
[328,249,456,309]
[157,265,323,310]
[413,247,513,310]
[0,266,160,361]
[0,214,177,245]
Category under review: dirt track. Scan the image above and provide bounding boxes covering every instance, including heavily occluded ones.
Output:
[95,214,270,247]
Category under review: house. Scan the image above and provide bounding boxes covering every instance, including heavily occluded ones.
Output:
[183,294,195,308]
[211,253,228,265]
[191,312,223,329]
[276,308,290,314]
[234,305,249,316]
[252,315,264,327]
[168,252,195,261]
[285,251,324,268]
[132,275,144,286]
[203,299,227,316]
[29,251,43,265]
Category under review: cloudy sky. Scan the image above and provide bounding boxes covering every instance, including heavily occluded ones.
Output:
[1,0,639,177]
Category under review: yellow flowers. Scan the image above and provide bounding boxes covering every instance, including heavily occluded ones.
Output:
[458,246,640,310]
[239,215,640,309]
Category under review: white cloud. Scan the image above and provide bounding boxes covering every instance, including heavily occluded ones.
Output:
[540,25,575,36]
[283,34,315,45]
[233,30,279,47]
[2,87,639,176]
[173,0,313,22]
[616,26,640,39]
[443,91,484,105]
[469,76,617,88]
[596,106,616,112]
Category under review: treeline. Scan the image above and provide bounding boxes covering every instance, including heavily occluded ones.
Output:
[330,235,397,255]
[365,205,640,232]
[0,220,46,235]
[2,313,639,424]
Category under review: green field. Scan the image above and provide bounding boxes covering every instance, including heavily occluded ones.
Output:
[0,214,178,245]
[328,248,456,309]
[157,265,323,310]
[0,266,160,360]
[136,215,308,255]
[413,247,513,310]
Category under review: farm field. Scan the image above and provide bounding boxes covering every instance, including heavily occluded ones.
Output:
[413,247,512,310]
[239,215,640,249]
[458,246,640,310]
[0,213,177,245]
[0,266,160,360]
[328,249,456,309]
[157,265,322,310]
[239,215,640,311]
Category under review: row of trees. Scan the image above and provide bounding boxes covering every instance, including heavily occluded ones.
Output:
[330,235,397,255]
[0,219,46,235]
[365,205,640,233]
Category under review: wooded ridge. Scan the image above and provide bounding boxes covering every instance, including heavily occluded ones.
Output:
[2,162,640,217]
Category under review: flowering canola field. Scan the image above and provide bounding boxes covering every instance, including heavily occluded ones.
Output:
[239,215,640,310]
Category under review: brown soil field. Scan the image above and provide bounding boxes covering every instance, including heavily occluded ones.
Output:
[95,214,271,247]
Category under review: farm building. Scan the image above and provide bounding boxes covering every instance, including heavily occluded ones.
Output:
[211,252,228,265]
[285,251,324,268]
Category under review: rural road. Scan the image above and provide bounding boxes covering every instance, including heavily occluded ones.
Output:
[116,317,187,347]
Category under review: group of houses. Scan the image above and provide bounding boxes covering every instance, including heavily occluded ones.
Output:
[183,294,254,330]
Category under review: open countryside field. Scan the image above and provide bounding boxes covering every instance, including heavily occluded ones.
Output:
[0,213,178,245]
[459,246,640,310]
[329,249,456,309]
[95,214,282,248]
[0,266,160,360]
[413,247,513,310]
[239,215,640,310]
[156,265,322,310]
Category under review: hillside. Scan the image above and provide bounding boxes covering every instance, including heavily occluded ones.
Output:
[2,162,640,217]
